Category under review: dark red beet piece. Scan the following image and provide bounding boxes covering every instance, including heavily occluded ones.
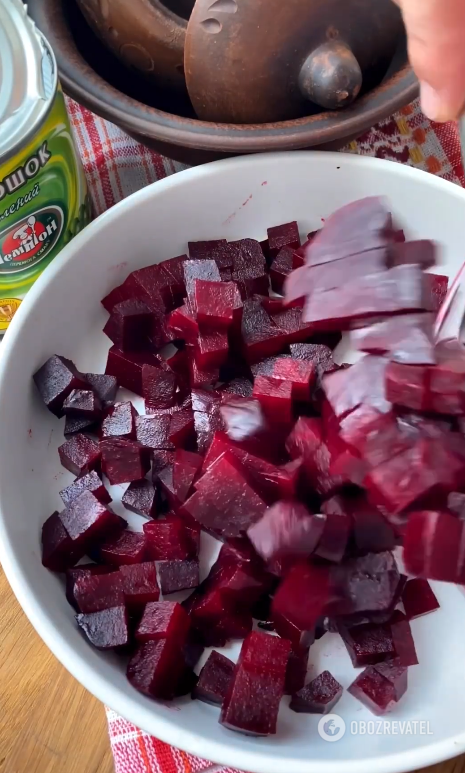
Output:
[122,480,157,519]
[272,358,316,402]
[84,373,118,407]
[101,401,138,440]
[272,561,335,634]
[193,651,235,705]
[144,516,196,560]
[316,504,351,563]
[290,671,343,714]
[119,561,160,610]
[348,662,408,716]
[101,439,150,484]
[391,239,436,269]
[351,314,436,365]
[125,262,183,314]
[425,272,448,312]
[286,417,346,497]
[135,601,190,644]
[101,277,134,313]
[347,494,396,554]
[127,639,186,700]
[195,330,229,370]
[270,246,294,293]
[323,356,390,421]
[247,501,325,562]
[188,352,220,388]
[58,434,101,477]
[99,530,146,566]
[251,355,290,378]
[168,408,195,448]
[60,470,111,507]
[337,551,400,615]
[41,511,82,571]
[220,377,254,399]
[62,389,102,420]
[74,571,125,613]
[34,355,88,417]
[267,221,300,257]
[428,345,465,415]
[59,490,121,550]
[402,578,440,619]
[181,453,267,540]
[188,239,228,262]
[167,303,199,346]
[142,365,177,410]
[103,299,155,351]
[290,342,339,378]
[240,299,284,364]
[284,648,309,695]
[194,280,241,329]
[64,414,97,438]
[76,605,129,649]
[105,347,161,396]
[135,415,173,451]
[220,632,290,736]
[390,610,418,666]
[403,510,465,582]
[338,621,395,667]
[184,258,221,298]
[253,375,293,425]
[230,239,268,299]
[173,449,203,502]
[158,559,200,594]
[385,361,429,411]
[65,563,113,609]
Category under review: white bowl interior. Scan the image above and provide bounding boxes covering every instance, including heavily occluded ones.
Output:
[2,153,465,773]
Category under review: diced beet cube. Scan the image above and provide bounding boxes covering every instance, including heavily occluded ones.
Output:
[338,621,395,667]
[184,259,221,298]
[339,406,409,469]
[194,408,225,454]
[220,397,266,443]
[230,239,268,299]
[173,449,203,502]
[105,347,161,396]
[144,516,196,560]
[65,563,113,609]
[270,306,315,345]
[152,450,175,479]
[348,662,408,716]
[168,408,195,448]
[286,417,346,497]
[402,578,440,619]
[76,605,129,649]
[42,511,82,571]
[270,246,294,293]
[290,671,343,714]
[101,277,134,313]
[193,651,235,705]
[253,375,293,425]
[389,610,418,666]
[101,438,150,484]
[59,434,102,477]
[191,388,221,414]
[272,357,316,401]
[142,365,177,410]
[84,373,118,406]
[119,561,160,609]
[64,415,97,438]
[62,389,102,420]
[194,280,241,329]
[290,343,339,378]
[181,453,267,540]
[158,559,200,594]
[74,571,125,613]
[157,464,184,511]
[272,561,334,634]
[240,299,284,364]
[59,490,121,550]
[103,299,155,351]
[122,480,157,518]
[251,355,290,378]
[323,356,390,421]
[220,377,254,399]
[316,504,351,563]
[337,552,400,614]
[385,361,429,411]
[188,239,228,261]
[34,355,88,417]
[195,330,229,370]
[99,530,146,566]
[247,501,325,562]
[101,401,138,440]
[428,348,465,415]
[136,601,190,644]
[167,303,199,345]
[188,351,220,388]
[284,648,309,695]
[425,272,448,312]
[347,495,396,554]
[267,221,300,257]
[220,632,290,736]
[60,470,111,507]
[351,314,436,365]
[125,262,182,314]
[391,239,436,269]
[135,415,173,451]
[127,639,186,700]
[403,510,465,583]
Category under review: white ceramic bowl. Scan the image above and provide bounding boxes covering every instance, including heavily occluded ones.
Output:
[2,152,465,773]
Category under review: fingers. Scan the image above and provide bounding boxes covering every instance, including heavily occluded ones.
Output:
[396,0,465,121]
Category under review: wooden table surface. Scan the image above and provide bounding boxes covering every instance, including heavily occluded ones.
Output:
[1,564,465,773]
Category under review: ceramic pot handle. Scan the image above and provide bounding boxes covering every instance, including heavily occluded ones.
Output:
[298,40,363,110]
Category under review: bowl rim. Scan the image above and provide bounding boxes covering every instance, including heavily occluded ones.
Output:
[28,0,419,153]
[1,152,465,773]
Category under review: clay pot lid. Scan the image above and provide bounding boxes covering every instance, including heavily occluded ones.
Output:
[185,0,403,123]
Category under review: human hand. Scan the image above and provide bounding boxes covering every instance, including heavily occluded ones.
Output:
[394,0,465,122]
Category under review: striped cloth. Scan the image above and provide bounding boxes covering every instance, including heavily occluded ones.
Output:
[65,95,464,773]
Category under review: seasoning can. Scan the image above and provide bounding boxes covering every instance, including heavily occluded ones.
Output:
[0,0,91,334]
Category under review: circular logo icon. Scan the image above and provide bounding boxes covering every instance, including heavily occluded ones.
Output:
[318,714,346,742]
[0,298,21,330]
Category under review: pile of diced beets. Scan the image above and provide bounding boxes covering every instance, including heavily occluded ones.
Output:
[37,196,465,735]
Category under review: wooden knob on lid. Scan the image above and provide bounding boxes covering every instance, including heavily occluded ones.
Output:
[299,41,362,110]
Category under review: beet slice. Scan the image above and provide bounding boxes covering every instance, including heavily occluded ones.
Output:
[402,578,440,619]
[135,415,173,451]
[220,632,291,736]
[62,389,102,420]
[103,299,155,351]
[322,355,390,420]
[391,239,436,269]
[135,601,190,644]
[65,563,113,609]
[351,314,436,365]
[253,375,293,425]
[101,401,138,440]
[267,221,300,257]
[425,272,448,312]
[84,373,118,407]
[34,355,88,417]
[127,639,186,700]
[172,449,203,502]
[193,651,235,705]
[99,530,147,567]
[122,480,157,518]
[389,610,418,666]
[338,621,395,667]
[158,559,200,594]
[41,511,83,571]
[247,501,325,562]
[105,347,161,396]
[76,605,129,649]
[385,361,429,412]
[290,671,343,714]
[74,571,125,613]
[59,490,121,550]
[101,438,150,484]
[144,516,196,560]
[142,365,177,411]
[119,561,160,610]
[58,434,101,477]
[348,662,408,716]
[59,470,111,507]
[403,510,465,583]
[284,648,309,695]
